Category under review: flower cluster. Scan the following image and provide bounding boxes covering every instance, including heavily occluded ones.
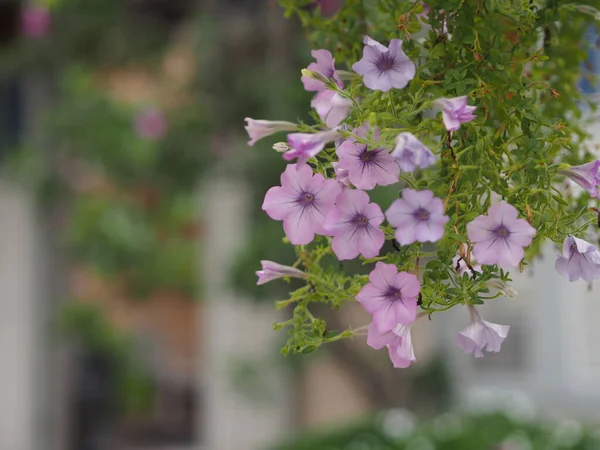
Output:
[245,26,600,368]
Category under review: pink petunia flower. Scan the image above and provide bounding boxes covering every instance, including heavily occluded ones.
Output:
[367,321,416,369]
[323,189,385,260]
[134,107,167,140]
[311,90,352,128]
[392,132,437,172]
[21,5,51,39]
[336,125,399,190]
[435,96,476,131]
[256,260,307,285]
[555,235,600,282]
[285,129,342,163]
[559,160,600,198]
[386,189,449,245]
[356,262,420,332]
[301,49,343,92]
[331,162,351,187]
[456,307,510,358]
[244,118,298,147]
[352,36,416,92]
[262,164,341,245]
[466,202,536,269]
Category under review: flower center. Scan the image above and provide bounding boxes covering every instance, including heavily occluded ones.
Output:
[297,192,315,206]
[494,225,510,238]
[385,286,403,301]
[360,148,376,162]
[352,214,369,228]
[413,208,430,221]
[376,53,396,72]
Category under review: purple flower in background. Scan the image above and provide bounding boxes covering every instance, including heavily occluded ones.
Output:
[323,189,385,260]
[311,90,352,128]
[555,235,600,282]
[352,36,416,92]
[436,96,476,131]
[135,107,167,140]
[312,0,344,16]
[457,309,510,358]
[256,261,307,285]
[302,49,342,92]
[392,132,437,172]
[356,262,420,332]
[466,202,536,269]
[367,322,416,369]
[262,164,341,245]
[336,126,399,190]
[285,129,342,163]
[559,160,600,198]
[386,189,449,245]
[244,118,298,146]
[331,162,351,187]
[21,5,51,39]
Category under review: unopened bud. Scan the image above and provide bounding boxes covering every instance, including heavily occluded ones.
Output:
[301,69,330,86]
[550,88,560,98]
[273,142,291,153]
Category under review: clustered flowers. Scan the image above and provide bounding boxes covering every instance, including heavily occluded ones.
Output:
[246,32,600,369]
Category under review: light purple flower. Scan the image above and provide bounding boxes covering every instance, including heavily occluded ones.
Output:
[134,108,167,140]
[256,260,307,285]
[555,235,600,282]
[262,163,341,245]
[21,5,51,39]
[457,310,510,358]
[331,162,351,187]
[244,118,298,147]
[392,132,437,172]
[356,262,420,332]
[436,96,476,131]
[352,36,416,92]
[452,256,482,276]
[323,189,385,260]
[466,202,536,269]
[311,90,352,128]
[302,49,342,92]
[285,129,342,163]
[559,161,600,198]
[386,189,449,245]
[367,322,416,369]
[336,127,399,190]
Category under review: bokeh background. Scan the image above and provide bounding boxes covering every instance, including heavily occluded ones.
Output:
[2,0,600,449]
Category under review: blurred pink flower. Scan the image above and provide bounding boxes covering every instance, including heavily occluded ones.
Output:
[21,5,51,39]
[134,108,167,140]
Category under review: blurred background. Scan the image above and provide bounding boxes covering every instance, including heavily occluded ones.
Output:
[2,0,600,449]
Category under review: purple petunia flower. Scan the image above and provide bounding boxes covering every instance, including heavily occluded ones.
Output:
[386,189,449,245]
[367,322,416,369]
[244,118,298,147]
[21,5,51,39]
[356,262,420,332]
[392,132,437,172]
[311,90,352,128]
[285,129,342,163]
[262,163,341,245]
[559,160,600,198]
[456,308,510,358]
[331,162,351,187]
[435,96,476,131]
[352,36,416,92]
[256,260,307,285]
[323,189,385,260]
[555,235,600,282]
[302,49,343,92]
[466,202,536,269]
[134,107,167,140]
[336,126,399,190]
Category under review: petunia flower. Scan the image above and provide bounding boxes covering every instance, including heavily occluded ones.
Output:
[336,125,399,190]
[386,189,449,245]
[555,235,600,282]
[466,202,536,269]
[392,132,437,172]
[301,49,343,92]
[285,129,343,163]
[134,107,167,140]
[558,160,600,198]
[352,36,416,92]
[311,90,352,128]
[331,162,351,187]
[435,96,476,131]
[244,118,298,147]
[356,262,420,332]
[262,163,341,245]
[367,322,416,369]
[323,189,385,260]
[21,5,51,39]
[256,260,307,285]
[456,307,510,358]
